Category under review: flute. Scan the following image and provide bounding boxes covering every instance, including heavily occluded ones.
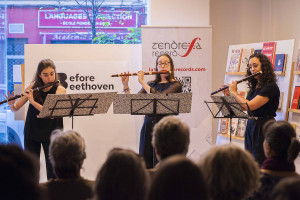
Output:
[111,71,171,77]
[210,71,262,95]
[0,80,60,105]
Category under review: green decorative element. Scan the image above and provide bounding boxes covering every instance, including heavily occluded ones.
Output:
[123,28,141,44]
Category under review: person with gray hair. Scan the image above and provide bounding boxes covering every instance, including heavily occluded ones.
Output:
[40,130,94,200]
[149,116,190,176]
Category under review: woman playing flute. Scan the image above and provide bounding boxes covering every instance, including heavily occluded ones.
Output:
[5,59,66,179]
[222,53,280,165]
[121,54,182,168]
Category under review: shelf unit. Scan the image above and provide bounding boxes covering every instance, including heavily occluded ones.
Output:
[217,39,295,144]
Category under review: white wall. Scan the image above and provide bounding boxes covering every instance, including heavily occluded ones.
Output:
[151,0,209,26]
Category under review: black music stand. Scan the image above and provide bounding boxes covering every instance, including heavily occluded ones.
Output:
[113,93,192,167]
[113,93,192,115]
[37,92,117,129]
[205,95,256,143]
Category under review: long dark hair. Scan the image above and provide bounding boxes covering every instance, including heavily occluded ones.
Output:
[263,121,300,162]
[154,54,175,83]
[246,53,277,92]
[32,59,58,104]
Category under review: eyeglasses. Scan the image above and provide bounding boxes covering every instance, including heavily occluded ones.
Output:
[158,62,170,67]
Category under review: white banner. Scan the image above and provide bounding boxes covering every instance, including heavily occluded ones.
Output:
[54,60,142,180]
[142,26,212,160]
[24,44,144,182]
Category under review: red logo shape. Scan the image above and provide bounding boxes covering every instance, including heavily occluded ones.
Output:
[178,38,201,57]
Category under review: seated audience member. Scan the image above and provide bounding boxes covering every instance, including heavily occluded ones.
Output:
[150,116,190,175]
[269,176,300,200]
[93,148,149,200]
[149,155,207,200]
[41,130,94,200]
[248,121,300,200]
[0,144,42,200]
[199,144,260,200]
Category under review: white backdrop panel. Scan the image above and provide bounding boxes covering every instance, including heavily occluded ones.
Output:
[25,44,143,182]
[142,26,213,161]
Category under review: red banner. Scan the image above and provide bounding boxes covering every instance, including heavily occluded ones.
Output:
[38,10,137,29]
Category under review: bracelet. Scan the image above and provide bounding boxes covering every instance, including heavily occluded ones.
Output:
[123,87,130,92]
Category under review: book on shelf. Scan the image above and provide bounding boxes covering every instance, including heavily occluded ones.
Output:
[219,118,229,134]
[291,86,300,109]
[227,118,238,136]
[239,48,254,73]
[228,49,242,72]
[296,48,300,71]
[274,54,287,73]
[236,118,248,137]
[261,42,277,66]
[254,49,262,54]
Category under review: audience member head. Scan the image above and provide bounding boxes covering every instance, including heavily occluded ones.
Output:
[270,176,300,200]
[152,116,190,161]
[0,144,41,200]
[199,144,260,200]
[149,155,207,200]
[49,130,86,179]
[263,120,300,162]
[94,148,149,200]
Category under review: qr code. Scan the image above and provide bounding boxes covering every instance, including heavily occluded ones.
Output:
[176,76,191,93]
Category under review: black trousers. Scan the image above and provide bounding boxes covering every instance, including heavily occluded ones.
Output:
[25,138,55,180]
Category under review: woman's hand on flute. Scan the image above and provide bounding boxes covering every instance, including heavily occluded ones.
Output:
[121,72,131,93]
[137,70,145,84]
[221,85,230,96]
[229,80,238,95]
[121,72,129,87]
[5,91,17,109]
[23,89,35,104]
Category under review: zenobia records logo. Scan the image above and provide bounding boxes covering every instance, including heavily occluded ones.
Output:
[151,38,202,57]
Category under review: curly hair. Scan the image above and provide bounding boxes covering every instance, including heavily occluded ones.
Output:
[246,53,277,92]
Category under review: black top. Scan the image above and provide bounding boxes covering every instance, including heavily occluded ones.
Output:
[24,85,63,142]
[138,80,182,94]
[246,82,280,117]
[41,177,94,200]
